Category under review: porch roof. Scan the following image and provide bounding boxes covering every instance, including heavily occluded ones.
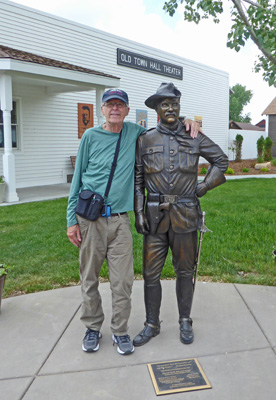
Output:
[0,44,120,92]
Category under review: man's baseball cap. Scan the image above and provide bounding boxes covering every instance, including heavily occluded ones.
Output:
[102,89,129,105]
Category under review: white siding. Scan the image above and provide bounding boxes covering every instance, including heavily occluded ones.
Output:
[0,0,229,187]
[11,86,95,187]
[228,129,267,161]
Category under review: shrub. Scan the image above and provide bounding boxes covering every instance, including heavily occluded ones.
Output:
[257,156,264,163]
[257,136,265,159]
[260,167,269,172]
[225,167,234,175]
[234,134,243,161]
[272,158,276,166]
[200,167,207,175]
[264,137,273,161]
[242,168,249,172]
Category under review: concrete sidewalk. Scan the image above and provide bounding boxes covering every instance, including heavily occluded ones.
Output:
[1,280,276,400]
[0,183,71,206]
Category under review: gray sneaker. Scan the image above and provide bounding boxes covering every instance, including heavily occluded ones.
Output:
[82,329,102,352]
[112,334,134,355]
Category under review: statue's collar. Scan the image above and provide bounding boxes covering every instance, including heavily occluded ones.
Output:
[156,121,183,136]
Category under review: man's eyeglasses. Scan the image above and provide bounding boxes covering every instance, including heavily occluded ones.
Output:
[103,102,127,109]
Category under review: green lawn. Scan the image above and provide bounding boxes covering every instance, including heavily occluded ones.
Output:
[1,178,276,297]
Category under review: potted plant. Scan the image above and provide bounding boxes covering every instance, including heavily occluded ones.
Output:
[273,248,276,266]
[0,175,5,203]
[0,264,8,314]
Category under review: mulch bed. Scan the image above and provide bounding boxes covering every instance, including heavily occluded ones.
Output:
[199,159,276,176]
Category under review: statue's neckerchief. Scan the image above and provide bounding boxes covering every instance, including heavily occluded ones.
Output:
[156,121,190,145]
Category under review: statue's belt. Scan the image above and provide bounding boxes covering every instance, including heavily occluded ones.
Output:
[147,193,197,204]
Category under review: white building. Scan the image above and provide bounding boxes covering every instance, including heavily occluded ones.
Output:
[0,0,229,202]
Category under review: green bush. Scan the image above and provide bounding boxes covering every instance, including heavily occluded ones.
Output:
[257,156,264,163]
[260,167,269,172]
[264,137,273,161]
[200,167,207,175]
[257,135,265,159]
[272,158,276,166]
[225,167,234,175]
[242,168,249,172]
[234,134,243,161]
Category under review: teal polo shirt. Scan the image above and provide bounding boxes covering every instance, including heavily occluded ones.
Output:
[67,121,145,227]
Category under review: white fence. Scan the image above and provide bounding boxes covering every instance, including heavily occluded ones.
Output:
[228,129,267,161]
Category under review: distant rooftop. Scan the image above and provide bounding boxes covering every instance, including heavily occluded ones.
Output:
[229,121,265,131]
[262,96,276,115]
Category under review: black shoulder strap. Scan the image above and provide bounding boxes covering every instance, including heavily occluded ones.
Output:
[104,130,122,199]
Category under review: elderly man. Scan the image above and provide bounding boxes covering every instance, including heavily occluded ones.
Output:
[67,88,200,356]
[133,82,229,347]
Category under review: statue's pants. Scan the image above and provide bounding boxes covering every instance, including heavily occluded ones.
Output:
[143,229,197,324]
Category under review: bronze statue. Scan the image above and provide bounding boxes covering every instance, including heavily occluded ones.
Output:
[133,82,229,347]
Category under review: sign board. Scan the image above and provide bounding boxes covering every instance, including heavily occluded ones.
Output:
[136,109,148,129]
[194,115,203,128]
[117,48,183,80]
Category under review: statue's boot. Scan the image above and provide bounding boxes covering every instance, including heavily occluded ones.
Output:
[133,282,161,347]
[179,317,194,344]
[176,276,194,344]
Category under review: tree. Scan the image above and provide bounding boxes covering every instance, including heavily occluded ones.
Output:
[234,133,244,161]
[257,135,265,160]
[264,136,273,161]
[163,0,276,86]
[229,83,253,122]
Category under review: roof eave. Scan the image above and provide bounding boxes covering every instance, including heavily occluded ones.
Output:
[0,59,120,89]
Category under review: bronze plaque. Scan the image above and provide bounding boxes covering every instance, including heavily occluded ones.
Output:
[148,358,212,396]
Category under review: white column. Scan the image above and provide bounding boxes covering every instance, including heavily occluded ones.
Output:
[95,87,105,125]
[0,74,19,202]
[265,115,269,138]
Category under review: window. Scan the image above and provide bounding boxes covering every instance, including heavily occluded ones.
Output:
[0,100,19,149]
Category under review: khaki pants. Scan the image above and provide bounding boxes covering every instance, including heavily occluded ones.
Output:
[77,213,134,335]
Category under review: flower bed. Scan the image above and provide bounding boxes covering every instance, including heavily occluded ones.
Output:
[199,159,276,176]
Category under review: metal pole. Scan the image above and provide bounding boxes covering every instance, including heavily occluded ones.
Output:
[193,211,212,292]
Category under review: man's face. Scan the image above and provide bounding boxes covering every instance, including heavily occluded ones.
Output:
[101,99,129,125]
[156,98,180,127]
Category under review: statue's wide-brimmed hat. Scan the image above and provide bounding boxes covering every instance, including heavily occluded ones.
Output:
[145,82,181,109]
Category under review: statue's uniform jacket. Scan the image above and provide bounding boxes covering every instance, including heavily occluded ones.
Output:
[135,127,229,234]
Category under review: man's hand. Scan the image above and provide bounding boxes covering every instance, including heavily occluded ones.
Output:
[183,119,203,139]
[67,224,82,247]
[196,182,208,198]
[135,213,150,235]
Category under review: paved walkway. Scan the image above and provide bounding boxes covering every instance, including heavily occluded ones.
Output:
[1,280,276,400]
[0,183,71,206]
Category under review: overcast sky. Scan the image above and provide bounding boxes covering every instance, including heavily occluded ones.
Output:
[11,0,276,124]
